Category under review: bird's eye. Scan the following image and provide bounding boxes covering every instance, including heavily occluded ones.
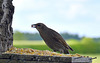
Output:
[37,24,41,26]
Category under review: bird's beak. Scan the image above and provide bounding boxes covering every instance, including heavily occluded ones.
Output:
[31,24,36,28]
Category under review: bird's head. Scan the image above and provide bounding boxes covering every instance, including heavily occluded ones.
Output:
[31,23,47,31]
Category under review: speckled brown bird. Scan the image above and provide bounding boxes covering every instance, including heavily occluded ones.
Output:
[31,23,73,54]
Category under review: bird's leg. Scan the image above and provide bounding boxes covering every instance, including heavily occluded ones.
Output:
[53,50,57,52]
[59,49,64,54]
[64,49,70,54]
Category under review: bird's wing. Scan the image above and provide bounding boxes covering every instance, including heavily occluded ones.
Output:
[49,29,73,51]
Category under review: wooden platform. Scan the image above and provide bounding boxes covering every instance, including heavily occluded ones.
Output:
[0,53,92,63]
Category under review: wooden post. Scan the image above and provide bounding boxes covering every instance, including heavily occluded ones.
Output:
[0,0,14,54]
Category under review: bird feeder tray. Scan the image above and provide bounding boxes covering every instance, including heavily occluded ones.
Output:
[0,53,92,63]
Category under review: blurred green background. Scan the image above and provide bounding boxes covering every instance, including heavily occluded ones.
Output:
[13,31,100,63]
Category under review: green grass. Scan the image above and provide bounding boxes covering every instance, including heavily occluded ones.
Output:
[13,40,45,45]
[13,40,52,51]
[13,40,77,45]
[13,40,75,51]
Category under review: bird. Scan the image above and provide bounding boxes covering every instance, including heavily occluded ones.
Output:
[31,23,73,54]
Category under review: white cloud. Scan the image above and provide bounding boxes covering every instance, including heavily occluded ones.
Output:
[13,0,49,11]
[66,4,83,19]
[57,3,87,20]
[95,16,100,21]
[64,0,87,2]
[54,1,89,20]
[27,13,48,24]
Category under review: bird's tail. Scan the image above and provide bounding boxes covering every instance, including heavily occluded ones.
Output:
[68,46,74,51]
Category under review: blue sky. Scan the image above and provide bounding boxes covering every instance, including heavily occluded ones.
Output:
[12,0,100,38]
